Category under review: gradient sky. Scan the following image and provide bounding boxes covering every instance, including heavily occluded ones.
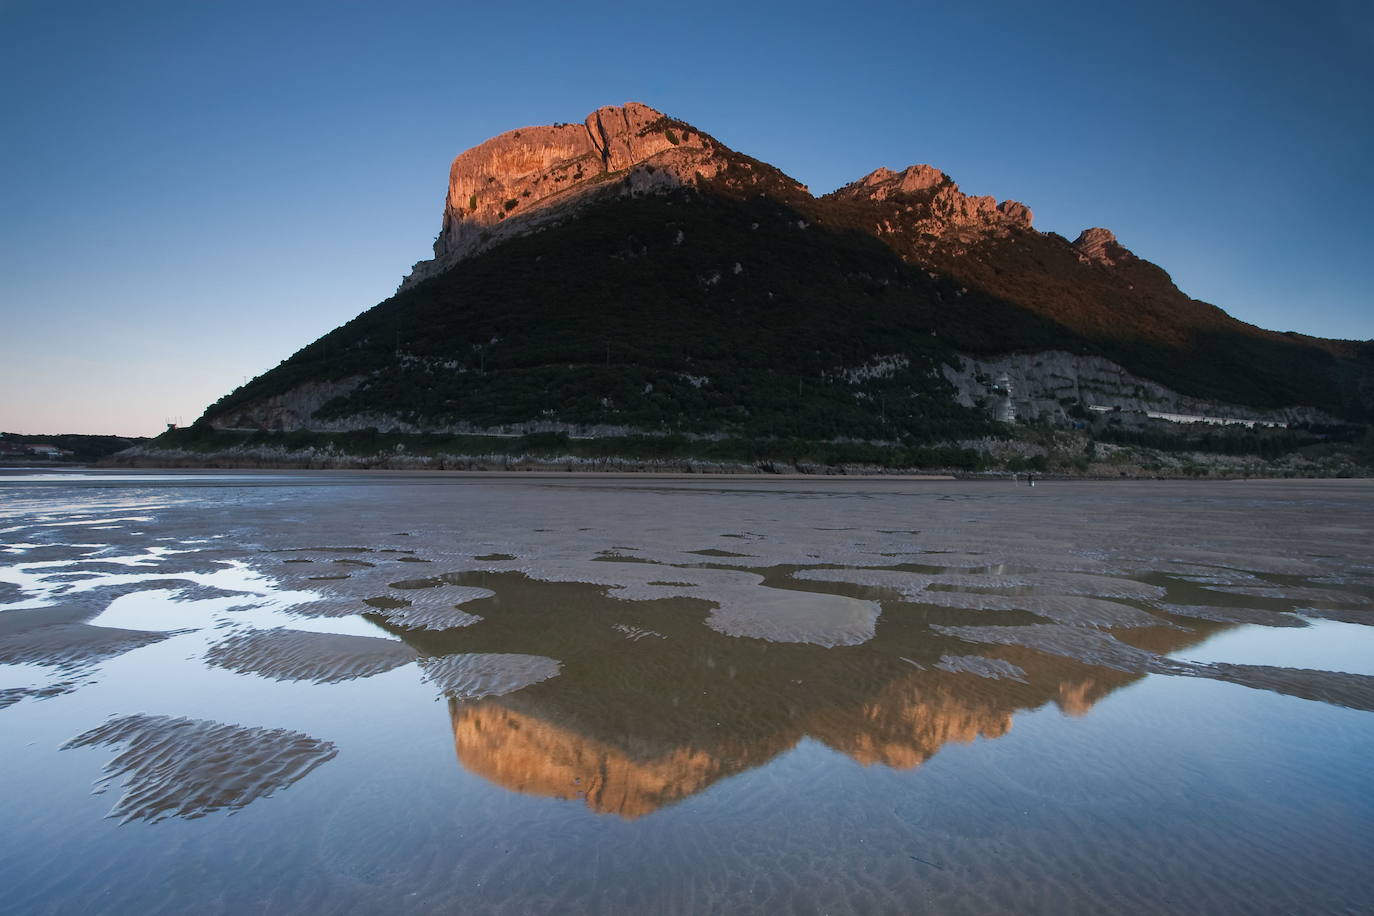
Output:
[2,0,1371,436]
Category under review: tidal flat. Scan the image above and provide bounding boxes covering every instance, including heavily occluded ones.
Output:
[1,470,1372,914]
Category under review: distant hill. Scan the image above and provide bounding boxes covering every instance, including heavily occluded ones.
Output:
[195,103,1372,451]
[1,433,149,463]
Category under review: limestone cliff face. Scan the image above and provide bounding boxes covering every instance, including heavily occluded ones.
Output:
[401,103,728,289]
[211,377,364,431]
[403,114,1038,290]
[941,350,1341,427]
[826,164,1034,250]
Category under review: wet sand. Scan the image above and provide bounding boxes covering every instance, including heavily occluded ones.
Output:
[0,472,1371,914]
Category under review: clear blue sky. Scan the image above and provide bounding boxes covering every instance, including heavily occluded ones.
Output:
[2,0,1370,436]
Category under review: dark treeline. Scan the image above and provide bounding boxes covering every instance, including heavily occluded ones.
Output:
[161,426,988,471]
[1094,423,1366,458]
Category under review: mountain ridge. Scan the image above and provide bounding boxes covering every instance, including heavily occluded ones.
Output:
[197,102,1372,453]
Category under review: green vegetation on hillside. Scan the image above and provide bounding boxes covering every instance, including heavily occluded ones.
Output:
[1,433,148,462]
[157,426,986,470]
[143,422,1373,477]
[1093,421,1365,459]
[206,191,1018,443]
[810,193,1374,419]
[202,166,1373,445]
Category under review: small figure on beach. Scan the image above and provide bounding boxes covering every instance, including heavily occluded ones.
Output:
[1028,474,1035,487]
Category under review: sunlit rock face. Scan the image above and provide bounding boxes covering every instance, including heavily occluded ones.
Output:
[402,103,728,289]
[1073,226,1127,266]
[402,105,1037,289]
[826,164,1033,248]
[403,105,1059,289]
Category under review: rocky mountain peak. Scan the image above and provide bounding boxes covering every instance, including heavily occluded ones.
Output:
[830,165,1032,227]
[401,103,726,289]
[1073,227,1126,266]
[583,102,693,170]
[825,163,1033,252]
[854,164,952,198]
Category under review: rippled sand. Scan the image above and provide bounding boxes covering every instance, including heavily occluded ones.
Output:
[62,713,337,823]
[1,472,1372,914]
[205,628,417,683]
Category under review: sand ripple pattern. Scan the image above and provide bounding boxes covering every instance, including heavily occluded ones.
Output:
[1152,602,1307,628]
[934,654,1028,682]
[369,586,490,631]
[61,713,338,823]
[205,628,417,683]
[0,682,77,708]
[420,653,562,700]
[0,623,171,671]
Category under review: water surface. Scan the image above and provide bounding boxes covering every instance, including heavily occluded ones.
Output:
[2,471,1372,914]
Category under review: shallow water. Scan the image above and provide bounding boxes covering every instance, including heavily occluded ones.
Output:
[1,470,1372,914]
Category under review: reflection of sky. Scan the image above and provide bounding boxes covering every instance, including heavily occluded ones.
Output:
[86,581,395,641]
[1171,618,1374,677]
[3,1,1373,435]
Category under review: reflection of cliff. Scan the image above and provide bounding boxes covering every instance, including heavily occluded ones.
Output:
[805,676,1015,770]
[408,572,1224,819]
[450,700,792,819]
[445,648,1162,817]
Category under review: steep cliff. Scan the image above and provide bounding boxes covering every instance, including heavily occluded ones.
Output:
[401,102,789,288]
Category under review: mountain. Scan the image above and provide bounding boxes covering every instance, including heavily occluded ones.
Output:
[193,102,1372,462]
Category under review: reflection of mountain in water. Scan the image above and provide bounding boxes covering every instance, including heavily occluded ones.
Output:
[384,572,1221,818]
[449,701,787,819]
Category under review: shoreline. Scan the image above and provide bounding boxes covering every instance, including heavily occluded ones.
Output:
[9,462,1368,484]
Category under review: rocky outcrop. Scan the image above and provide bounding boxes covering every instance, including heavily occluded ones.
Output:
[404,129,1041,290]
[1073,227,1127,266]
[210,377,364,431]
[401,103,729,289]
[841,164,948,199]
[942,350,1341,427]
[826,164,1033,246]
